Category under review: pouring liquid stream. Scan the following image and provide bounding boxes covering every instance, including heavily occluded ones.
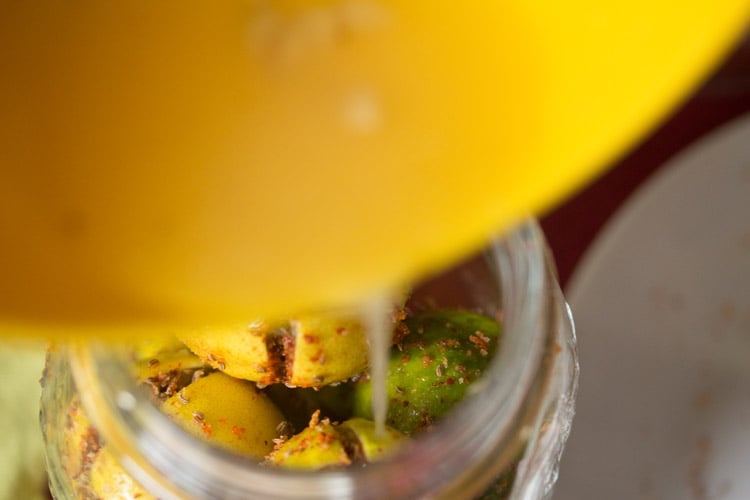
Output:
[361,292,394,439]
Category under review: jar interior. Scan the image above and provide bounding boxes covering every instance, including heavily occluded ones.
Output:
[45,220,569,500]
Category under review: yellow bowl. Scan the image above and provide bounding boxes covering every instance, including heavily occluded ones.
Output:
[1,1,748,337]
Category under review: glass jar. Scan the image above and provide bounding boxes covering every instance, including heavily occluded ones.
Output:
[40,219,578,500]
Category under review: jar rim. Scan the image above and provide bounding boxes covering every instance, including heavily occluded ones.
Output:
[69,218,560,500]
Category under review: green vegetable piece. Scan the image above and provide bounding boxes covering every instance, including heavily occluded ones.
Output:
[62,397,96,481]
[177,314,370,388]
[162,372,287,459]
[88,448,156,500]
[339,418,405,462]
[266,411,351,470]
[134,343,206,400]
[177,320,285,387]
[267,412,407,470]
[353,309,500,435]
[287,313,369,388]
[62,396,156,499]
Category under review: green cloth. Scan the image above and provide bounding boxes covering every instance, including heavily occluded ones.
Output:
[0,342,48,500]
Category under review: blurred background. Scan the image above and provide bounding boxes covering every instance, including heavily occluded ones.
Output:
[547,32,750,500]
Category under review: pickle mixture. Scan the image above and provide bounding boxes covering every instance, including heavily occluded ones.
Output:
[62,305,504,498]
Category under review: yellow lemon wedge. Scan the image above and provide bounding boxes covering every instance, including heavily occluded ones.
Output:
[1,1,748,337]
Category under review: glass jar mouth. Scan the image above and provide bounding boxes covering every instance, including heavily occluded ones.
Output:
[68,218,561,500]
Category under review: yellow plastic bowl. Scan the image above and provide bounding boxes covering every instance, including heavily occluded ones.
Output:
[1,1,748,337]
